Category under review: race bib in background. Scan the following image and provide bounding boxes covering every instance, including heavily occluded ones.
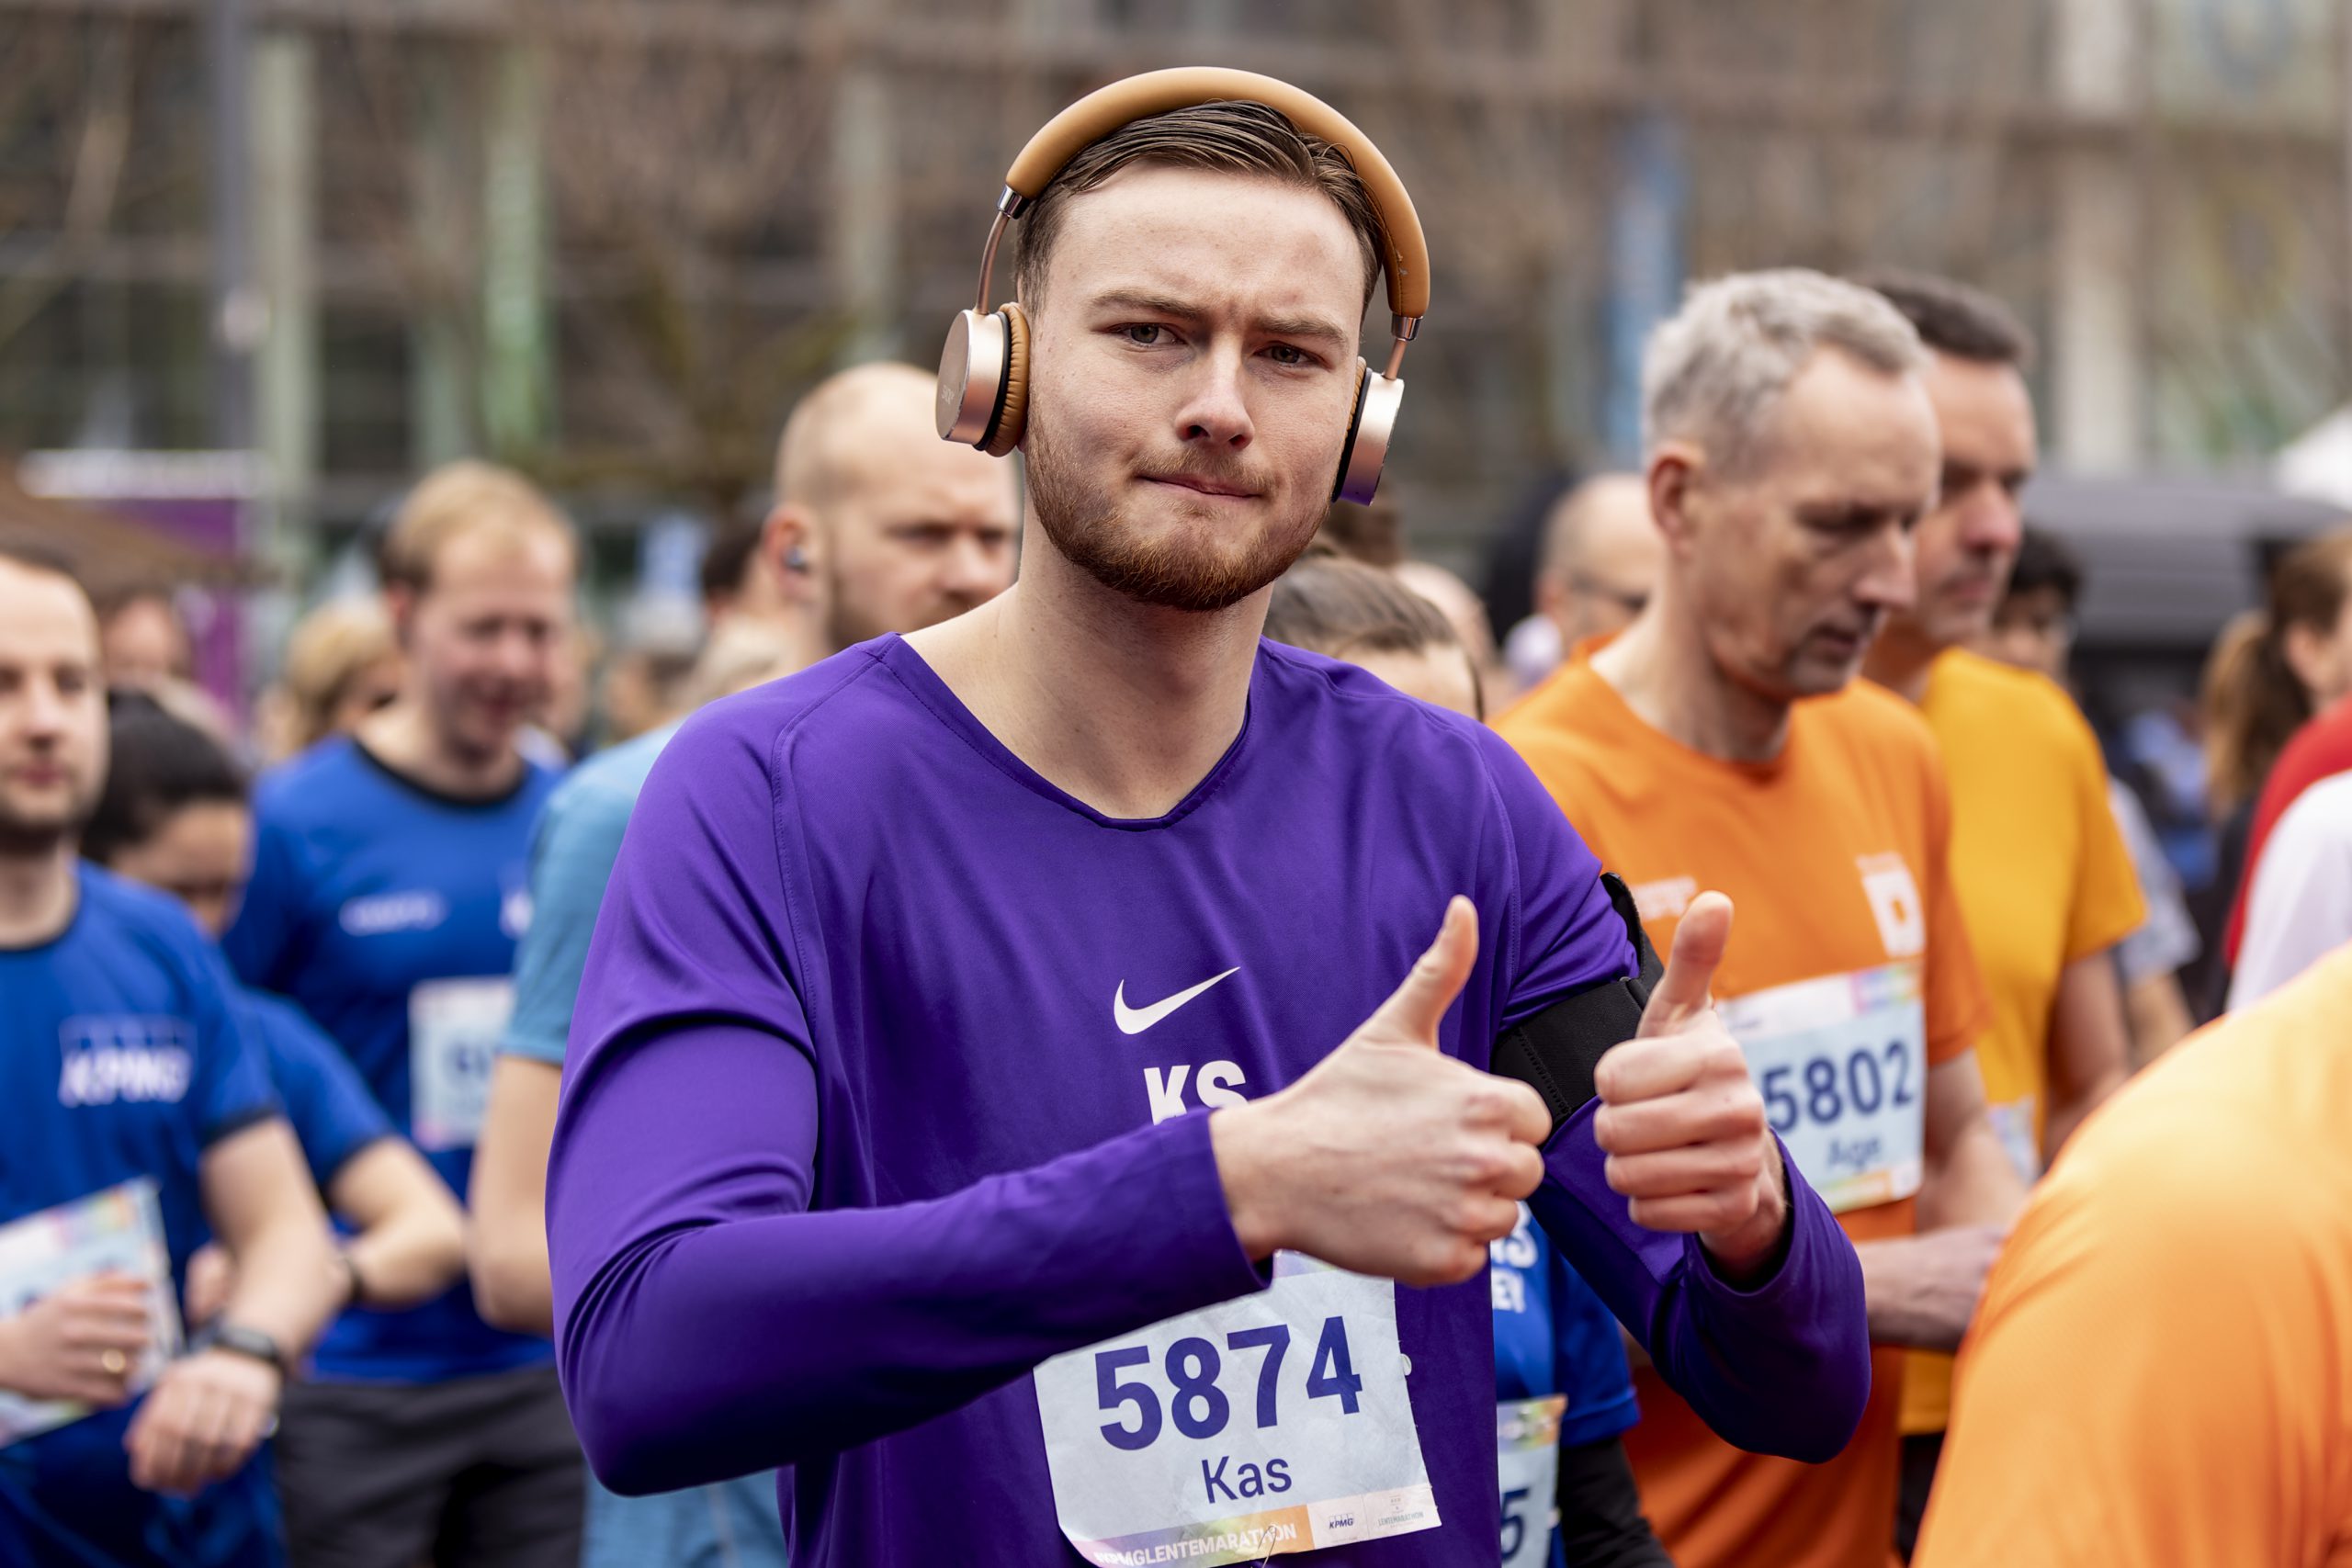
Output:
[0,1179,182,1447]
[1719,961,1928,1213]
[409,977,513,1152]
[1035,1253,1438,1566]
[1497,1395,1566,1568]
[1983,1096,2041,1185]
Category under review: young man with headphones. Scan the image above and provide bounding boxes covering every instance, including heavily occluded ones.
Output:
[549,71,1869,1566]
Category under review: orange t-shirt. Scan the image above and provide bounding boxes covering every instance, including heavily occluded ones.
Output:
[1900,649,2144,1435]
[1498,658,1990,1568]
[1917,946,2352,1568]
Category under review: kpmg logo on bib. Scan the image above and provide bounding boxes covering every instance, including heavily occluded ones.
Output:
[339,889,447,937]
[58,1017,195,1107]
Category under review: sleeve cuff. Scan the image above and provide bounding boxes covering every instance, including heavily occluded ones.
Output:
[202,1100,288,1150]
[1162,1109,1277,1301]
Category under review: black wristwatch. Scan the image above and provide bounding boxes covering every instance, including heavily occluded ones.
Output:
[192,1322,289,1378]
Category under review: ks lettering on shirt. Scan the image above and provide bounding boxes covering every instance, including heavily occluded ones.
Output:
[224,736,559,1384]
[551,635,1869,1568]
[0,866,285,1566]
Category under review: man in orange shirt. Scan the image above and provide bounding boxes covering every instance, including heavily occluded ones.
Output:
[1500,268,2025,1568]
[1917,944,2352,1568]
[1852,272,2145,1551]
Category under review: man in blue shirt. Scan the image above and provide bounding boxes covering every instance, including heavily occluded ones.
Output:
[0,547,339,1566]
[468,360,1022,1568]
[81,695,468,1325]
[549,82,1867,1566]
[223,463,580,1568]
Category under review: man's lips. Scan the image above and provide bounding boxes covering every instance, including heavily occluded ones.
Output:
[1142,474,1262,501]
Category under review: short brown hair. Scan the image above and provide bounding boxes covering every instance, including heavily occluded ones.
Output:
[1012,99,1386,313]
[379,460,577,596]
[1263,550,1460,660]
[1853,269,2036,368]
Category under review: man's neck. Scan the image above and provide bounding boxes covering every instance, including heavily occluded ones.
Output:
[1861,616,1943,705]
[356,701,523,801]
[903,527,1263,820]
[1589,595,1796,763]
[0,837,80,948]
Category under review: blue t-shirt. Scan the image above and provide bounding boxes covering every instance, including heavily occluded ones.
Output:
[1491,1203,1641,1568]
[236,990,394,1193]
[0,866,283,1567]
[223,737,560,1383]
[1490,1207,1640,1446]
[549,636,1871,1565]
[500,720,793,1568]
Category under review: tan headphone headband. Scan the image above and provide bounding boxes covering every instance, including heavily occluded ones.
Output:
[938,66,1422,500]
[999,66,1430,325]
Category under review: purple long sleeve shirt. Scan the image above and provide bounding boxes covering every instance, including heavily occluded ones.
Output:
[550,636,1867,1566]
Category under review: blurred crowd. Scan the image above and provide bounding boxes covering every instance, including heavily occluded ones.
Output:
[6,253,2352,1568]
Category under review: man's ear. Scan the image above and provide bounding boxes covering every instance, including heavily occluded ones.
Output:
[383,583,419,649]
[1647,444,1706,557]
[762,506,820,609]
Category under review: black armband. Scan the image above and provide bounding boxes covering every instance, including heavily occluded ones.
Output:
[1490,872,1664,1131]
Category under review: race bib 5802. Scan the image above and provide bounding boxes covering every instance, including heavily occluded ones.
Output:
[1716,962,1928,1213]
[1034,1253,1437,1566]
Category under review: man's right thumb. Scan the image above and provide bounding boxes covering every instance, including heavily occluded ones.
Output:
[1367,896,1479,1045]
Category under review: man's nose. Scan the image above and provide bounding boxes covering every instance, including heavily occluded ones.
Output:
[1961,482,2023,557]
[1857,526,1919,613]
[1171,343,1254,451]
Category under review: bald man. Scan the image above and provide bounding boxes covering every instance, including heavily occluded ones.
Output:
[763,361,1020,648]
[467,362,1018,1568]
[1541,474,1666,649]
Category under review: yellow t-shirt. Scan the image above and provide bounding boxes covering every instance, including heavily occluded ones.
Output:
[1917,946,2352,1568]
[1499,658,1990,1568]
[1901,649,2144,1434]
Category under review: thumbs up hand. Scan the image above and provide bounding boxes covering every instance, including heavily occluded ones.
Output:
[1591,894,1790,1280]
[1212,897,1555,1287]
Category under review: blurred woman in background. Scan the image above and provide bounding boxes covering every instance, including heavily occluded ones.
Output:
[255,597,401,764]
[2199,527,2352,1002]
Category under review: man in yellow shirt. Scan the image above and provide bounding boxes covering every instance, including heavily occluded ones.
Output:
[1917,945,2352,1568]
[1854,271,2144,1555]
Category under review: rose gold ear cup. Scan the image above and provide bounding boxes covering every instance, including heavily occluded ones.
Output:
[1333,360,1403,504]
[984,303,1032,457]
[936,308,1011,446]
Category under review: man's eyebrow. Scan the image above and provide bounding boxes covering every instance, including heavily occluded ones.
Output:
[1086,289,1350,345]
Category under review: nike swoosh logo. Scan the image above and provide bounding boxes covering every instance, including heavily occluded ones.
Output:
[1114,967,1240,1034]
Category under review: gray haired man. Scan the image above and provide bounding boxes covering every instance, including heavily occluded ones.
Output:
[1498,268,2023,1568]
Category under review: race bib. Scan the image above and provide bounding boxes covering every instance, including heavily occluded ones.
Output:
[1984,1096,2041,1185]
[1035,1253,1438,1566]
[0,1179,182,1446]
[1497,1396,1565,1568]
[409,977,513,1152]
[1718,962,1928,1213]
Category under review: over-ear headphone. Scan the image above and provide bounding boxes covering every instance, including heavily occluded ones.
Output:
[934,67,1430,505]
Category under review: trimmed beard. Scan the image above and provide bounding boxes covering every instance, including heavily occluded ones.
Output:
[0,785,95,860]
[1025,412,1325,615]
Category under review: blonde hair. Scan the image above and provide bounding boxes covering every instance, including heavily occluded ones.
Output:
[277,597,397,753]
[2202,525,2352,817]
[379,460,577,595]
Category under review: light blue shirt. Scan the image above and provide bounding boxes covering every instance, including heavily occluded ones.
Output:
[498,720,787,1568]
[503,725,677,1068]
